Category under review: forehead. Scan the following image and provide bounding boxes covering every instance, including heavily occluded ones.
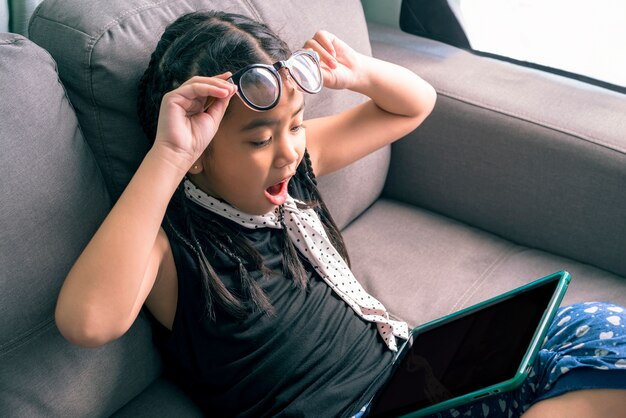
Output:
[223,85,305,129]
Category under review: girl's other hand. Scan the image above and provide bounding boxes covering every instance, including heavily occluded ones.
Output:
[153,73,237,169]
[304,31,362,91]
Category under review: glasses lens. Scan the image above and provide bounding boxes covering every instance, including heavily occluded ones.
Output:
[289,53,322,93]
[239,67,280,109]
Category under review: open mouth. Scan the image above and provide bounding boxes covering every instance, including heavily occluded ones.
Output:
[264,177,290,205]
[266,181,285,196]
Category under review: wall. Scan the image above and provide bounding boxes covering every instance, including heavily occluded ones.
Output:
[361,0,401,28]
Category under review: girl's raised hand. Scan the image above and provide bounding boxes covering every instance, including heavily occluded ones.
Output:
[303,31,362,91]
[153,73,237,169]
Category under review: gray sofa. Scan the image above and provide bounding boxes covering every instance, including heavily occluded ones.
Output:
[1,0,625,416]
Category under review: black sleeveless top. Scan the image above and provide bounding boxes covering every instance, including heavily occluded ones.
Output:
[157,177,394,417]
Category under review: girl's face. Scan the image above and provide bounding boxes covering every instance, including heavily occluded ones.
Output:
[189,77,306,215]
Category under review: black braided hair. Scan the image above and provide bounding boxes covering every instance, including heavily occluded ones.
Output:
[137,11,291,142]
[297,148,351,267]
[138,11,349,320]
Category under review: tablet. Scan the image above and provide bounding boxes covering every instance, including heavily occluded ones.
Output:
[365,270,571,418]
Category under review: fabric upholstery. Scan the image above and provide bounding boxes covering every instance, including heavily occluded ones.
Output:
[342,199,626,328]
[369,23,626,278]
[28,0,387,230]
[112,377,203,417]
[3,3,623,417]
[0,34,161,417]
[1,315,161,417]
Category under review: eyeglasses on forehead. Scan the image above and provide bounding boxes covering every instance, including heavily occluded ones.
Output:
[229,49,323,111]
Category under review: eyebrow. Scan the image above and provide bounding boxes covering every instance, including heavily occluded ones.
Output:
[240,100,306,132]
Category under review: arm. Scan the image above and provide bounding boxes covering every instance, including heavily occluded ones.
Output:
[303,31,437,177]
[55,74,236,347]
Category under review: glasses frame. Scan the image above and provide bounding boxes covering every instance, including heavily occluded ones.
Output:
[230,49,323,111]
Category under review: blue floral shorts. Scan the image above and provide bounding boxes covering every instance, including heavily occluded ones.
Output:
[354,302,626,418]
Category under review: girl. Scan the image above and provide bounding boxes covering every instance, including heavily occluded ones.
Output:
[55,10,626,418]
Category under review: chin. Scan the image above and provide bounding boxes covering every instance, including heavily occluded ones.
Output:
[233,199,275,216]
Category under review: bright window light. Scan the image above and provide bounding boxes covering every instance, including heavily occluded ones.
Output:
[456,0,626,87]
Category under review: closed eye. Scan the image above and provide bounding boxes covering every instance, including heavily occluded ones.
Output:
[251,138,272,148]
[291,123,305,133]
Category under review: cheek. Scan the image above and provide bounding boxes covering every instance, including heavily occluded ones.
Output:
[201,145,244,189]
[222,152,269,191]
[298,129,307,148]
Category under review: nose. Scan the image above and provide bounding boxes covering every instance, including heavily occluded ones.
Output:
[273,135,299,168]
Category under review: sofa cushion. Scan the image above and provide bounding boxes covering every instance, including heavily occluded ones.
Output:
[29,0,387,230]
[342,199,626,328]
[369,23,626,278]
[111,377,203,418]
[0,34,161,417]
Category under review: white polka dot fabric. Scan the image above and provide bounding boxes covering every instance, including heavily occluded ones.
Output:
[184,178,409,351]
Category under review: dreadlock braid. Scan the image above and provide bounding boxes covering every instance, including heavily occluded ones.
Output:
[277,205,308,288]
[208,228,275,316]
[296,150,351,267]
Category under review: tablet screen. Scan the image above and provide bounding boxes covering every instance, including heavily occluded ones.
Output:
[368,275,562,417]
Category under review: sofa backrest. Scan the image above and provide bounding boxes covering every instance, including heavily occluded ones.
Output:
[0,34,162,417]
[371,24,626,278]
[29,0,388,230]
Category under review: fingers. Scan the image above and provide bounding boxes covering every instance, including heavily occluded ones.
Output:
[305,39,337,71]
[212,71,233,81]
[165,73,237,115]
[202,92,232,125]
[195,72,236,111]
[203,96,216,112]
[304,31,338,70]
[178,73,235,98]
[312,30,336,57]
[180,71,232,86]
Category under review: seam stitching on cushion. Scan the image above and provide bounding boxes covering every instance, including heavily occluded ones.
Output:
[86,0,174,198]
[436,89,626,157]
[28,14,92,37]
[96,0,172,39]
[17,24,95,169]
[84,34,118,197]
[0,318,56,357]
[0,35,23,46]
[448,243,523,313]
[15,34,95,178]
[26,12,116,195]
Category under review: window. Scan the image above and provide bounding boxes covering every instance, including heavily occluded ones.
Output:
[399,0,626,91]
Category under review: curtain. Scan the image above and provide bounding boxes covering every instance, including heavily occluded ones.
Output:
[8,0,45,35]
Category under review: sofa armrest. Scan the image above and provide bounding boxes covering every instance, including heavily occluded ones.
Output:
[368,23,626,277]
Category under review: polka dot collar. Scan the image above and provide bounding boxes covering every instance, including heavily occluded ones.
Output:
[184,178,408,351]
